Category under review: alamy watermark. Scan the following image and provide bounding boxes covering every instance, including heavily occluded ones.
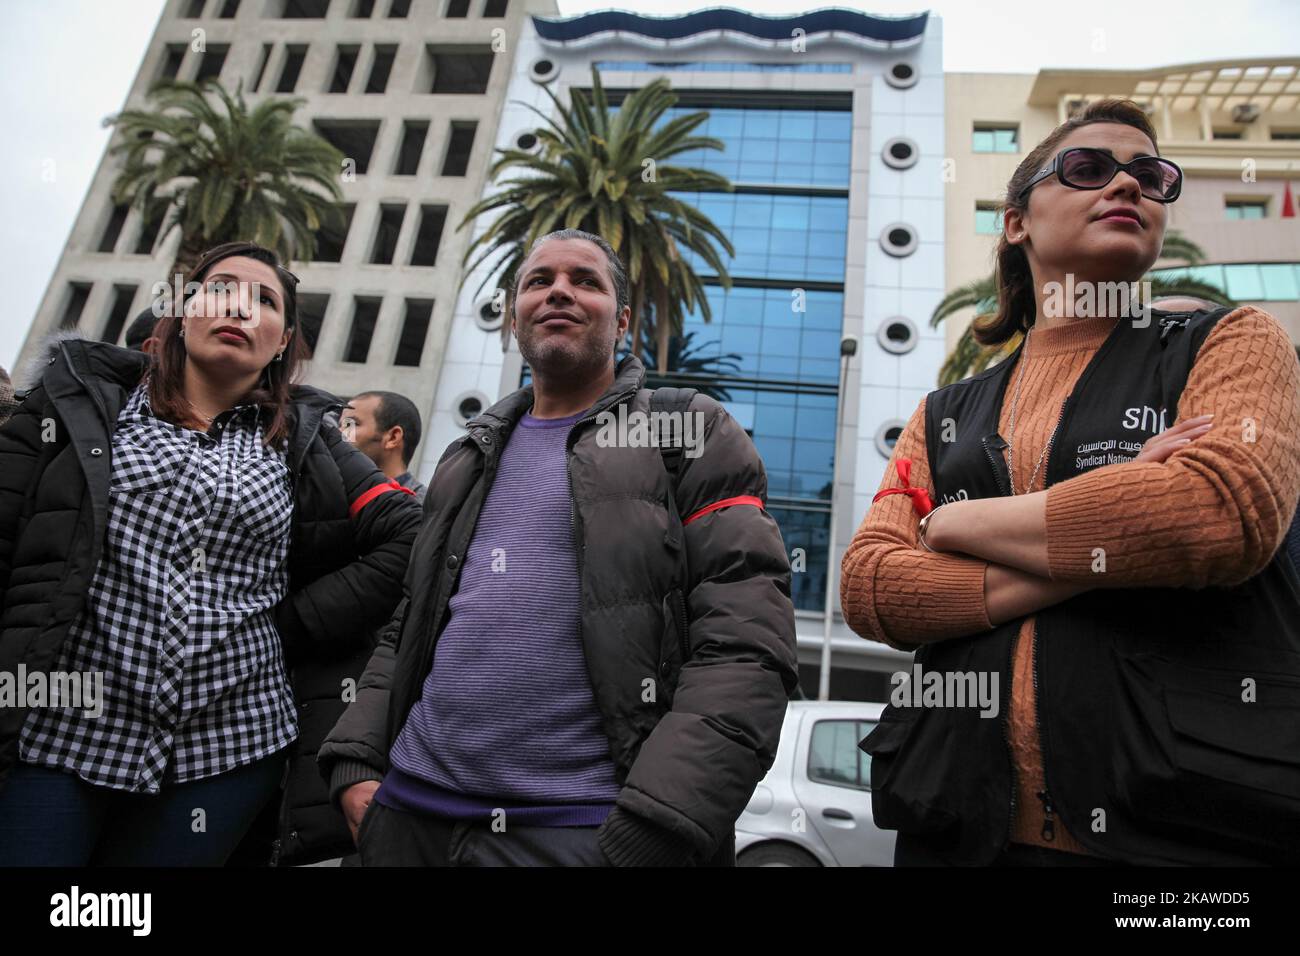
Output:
[594,403,707,459]
[890,664,999,718]
[0,665,104,718]
[50,886,151,936]
[1042,274,1153,327]
[149,273,266,325]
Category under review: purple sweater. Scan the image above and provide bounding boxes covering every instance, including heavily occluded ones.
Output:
[377,409,620,825]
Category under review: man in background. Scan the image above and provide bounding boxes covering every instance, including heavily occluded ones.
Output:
[342,391,426,503]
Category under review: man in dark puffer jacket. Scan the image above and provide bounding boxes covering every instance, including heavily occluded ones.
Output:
[320,230,799,866]
[0,335,421,865]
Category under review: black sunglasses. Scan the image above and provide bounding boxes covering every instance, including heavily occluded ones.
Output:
[1017,147,1183,204]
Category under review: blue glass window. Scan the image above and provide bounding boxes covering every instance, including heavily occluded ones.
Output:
[657,106,852,188]
[676,287,843,392]
[975,204,1003,234]
[673,192,848,282]
[973,125,1018,153]
[1150,262,1300,302]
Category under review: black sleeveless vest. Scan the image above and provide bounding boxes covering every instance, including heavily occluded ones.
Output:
[861,308,1300,865]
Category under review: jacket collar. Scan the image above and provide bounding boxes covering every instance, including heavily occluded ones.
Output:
[40,338,150,433]
[37,335,340,477]
[465,354,647,441]
[285,384,345,478]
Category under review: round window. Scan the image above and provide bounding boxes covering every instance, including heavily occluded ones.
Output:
[885,61,918,89]
[530,58,559,84]
[453,392,489,428]
[881,136,919,170]
[473,295,504,332]
[877,316,918,355]
[879,222,918,258]
[874,419,908,458]
[515,131,539,151]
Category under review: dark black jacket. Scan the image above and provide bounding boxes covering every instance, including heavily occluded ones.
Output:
[860,308,1300,866]
[0,337,421,865]
[318,355,800,866]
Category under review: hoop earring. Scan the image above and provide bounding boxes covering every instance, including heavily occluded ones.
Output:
[274,350,284,362]
[179,326,186,338]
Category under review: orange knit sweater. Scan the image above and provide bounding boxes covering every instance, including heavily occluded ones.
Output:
[841,307,1300,855]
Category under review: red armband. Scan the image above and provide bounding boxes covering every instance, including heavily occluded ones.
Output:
[871,458,933,517]
[349,479,416,518]
[682,495,764,527]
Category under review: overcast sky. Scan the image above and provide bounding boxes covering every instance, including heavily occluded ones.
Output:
[3,0,1297,371]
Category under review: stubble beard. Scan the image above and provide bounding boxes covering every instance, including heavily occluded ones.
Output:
[517,317,617,384]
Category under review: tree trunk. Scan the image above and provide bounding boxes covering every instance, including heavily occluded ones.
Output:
[628,280,645,358]
[169,233,208,285]
[654,285,671,374]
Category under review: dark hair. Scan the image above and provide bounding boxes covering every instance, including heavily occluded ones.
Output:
[148,241,304,448]
[354,390,422,466]
[124,308,159,351]
[510,229,629,320]
[976,98,1161,346]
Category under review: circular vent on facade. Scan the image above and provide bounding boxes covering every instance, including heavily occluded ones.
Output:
[881,136,919,170]
[473,295,504,331]
[885,61,919,89]
[453,391,489,428]
[530,58,559,84]
[874,418,908,458]
[877,316,918,354]
[879,222,918,258]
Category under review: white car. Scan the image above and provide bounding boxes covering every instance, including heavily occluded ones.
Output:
[735,700,895,866]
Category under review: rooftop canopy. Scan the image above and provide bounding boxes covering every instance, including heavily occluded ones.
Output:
[532,7,929,50]
[1028,57,1300,116]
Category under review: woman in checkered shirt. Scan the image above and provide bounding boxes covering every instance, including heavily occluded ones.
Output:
[0,242,421,866]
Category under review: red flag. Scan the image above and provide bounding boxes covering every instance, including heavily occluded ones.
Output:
[1284,181,1296,218]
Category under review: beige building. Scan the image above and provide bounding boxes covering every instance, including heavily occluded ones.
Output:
[13,0,558,460]
[944,58,1300,353]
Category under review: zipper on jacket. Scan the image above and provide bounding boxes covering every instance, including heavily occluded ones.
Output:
[1036,789,1056,842]
[675,588,690,663]
[982,435,1013,497]
[1000,632,1018,849]
[561,385,638,581]
[564,431,588,655]
[566,457,583,580]
[1033,619,1062,846]
[560,386,638,679]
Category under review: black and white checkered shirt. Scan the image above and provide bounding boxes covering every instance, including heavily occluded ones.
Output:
[20,380,299,792]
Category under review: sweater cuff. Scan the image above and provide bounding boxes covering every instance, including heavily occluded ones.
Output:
[1045,471,1117,581]
[597,807,698,867]
[329,760,383,809]
[855,552,993,647]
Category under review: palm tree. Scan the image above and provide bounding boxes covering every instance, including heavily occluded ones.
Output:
[458,67,736,372]
[931,231,1235,385]
[109,79,344,279]
[638,328,743,402]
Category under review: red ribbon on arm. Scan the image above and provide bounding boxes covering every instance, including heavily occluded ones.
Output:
[871,458,934,518]
[348,478,416,519]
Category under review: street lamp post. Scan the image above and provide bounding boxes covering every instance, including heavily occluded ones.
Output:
[819,336,857,701]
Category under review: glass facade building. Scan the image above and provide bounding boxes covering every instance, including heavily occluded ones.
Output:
[624,96,853,611]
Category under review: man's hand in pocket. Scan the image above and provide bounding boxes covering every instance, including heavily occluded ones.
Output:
[341,780,381,845]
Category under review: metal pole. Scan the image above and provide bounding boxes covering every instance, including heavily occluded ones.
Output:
[818,337,857,701]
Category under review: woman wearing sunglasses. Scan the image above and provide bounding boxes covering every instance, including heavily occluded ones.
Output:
[0,241,422,865]
[842,99,1300,866]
